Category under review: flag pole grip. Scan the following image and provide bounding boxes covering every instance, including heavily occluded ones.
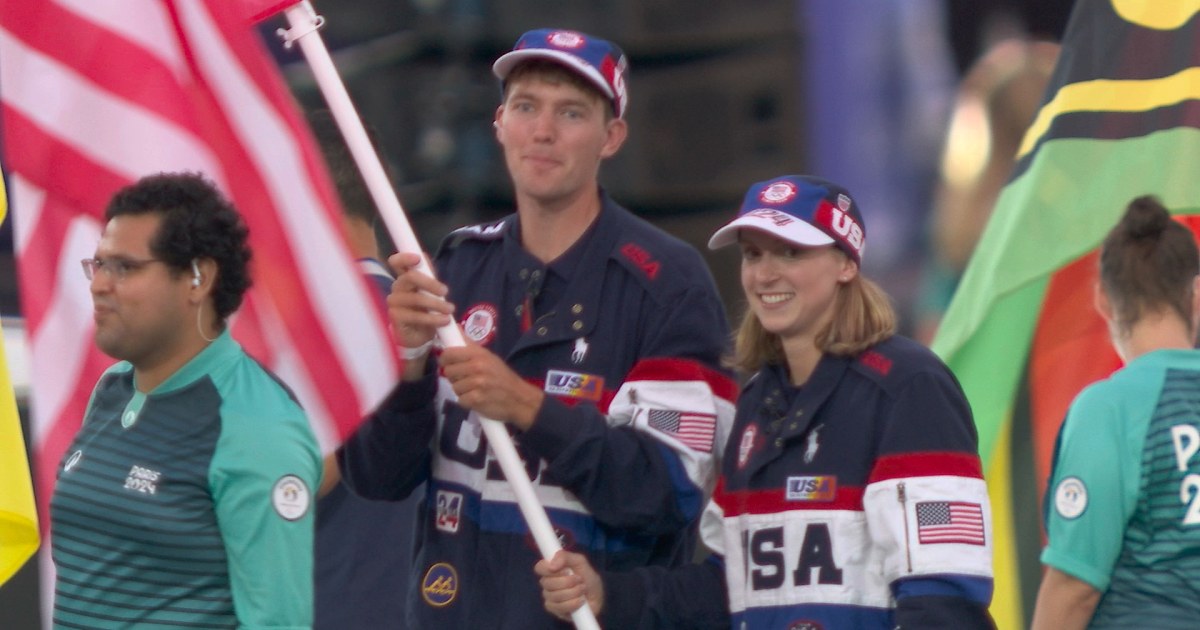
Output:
[280,5,600,629]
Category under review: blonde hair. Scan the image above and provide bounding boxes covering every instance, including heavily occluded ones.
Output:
[729,274,897,373]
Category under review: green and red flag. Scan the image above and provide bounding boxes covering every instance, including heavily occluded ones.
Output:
[932,2,1200,626]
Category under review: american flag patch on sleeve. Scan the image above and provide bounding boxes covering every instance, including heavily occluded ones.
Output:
[916,501,985,546]
[647,409,716,453]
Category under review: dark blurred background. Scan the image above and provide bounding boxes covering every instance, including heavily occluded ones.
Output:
[256,0,1074,338]
[0,0,1073,627]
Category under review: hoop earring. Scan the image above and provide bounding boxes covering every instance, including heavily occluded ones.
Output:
[197,306,216,343]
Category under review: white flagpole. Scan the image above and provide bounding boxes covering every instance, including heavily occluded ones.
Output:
[277,4,600,629]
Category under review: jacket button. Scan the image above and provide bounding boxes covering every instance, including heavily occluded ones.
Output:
[571,304,583,314]
[519,268,530,280]
[572,321,583,331]
[774,437,784,448]
[537,326,548,336]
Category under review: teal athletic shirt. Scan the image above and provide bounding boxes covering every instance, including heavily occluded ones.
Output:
[1043,349,1200,627]
[50,330,321,629]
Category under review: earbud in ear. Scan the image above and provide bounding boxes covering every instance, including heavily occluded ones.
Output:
[191,260,202,287]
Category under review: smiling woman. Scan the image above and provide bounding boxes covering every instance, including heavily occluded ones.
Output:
[537,175,996,629]
[735,234,851,380]
[710,176,893,383]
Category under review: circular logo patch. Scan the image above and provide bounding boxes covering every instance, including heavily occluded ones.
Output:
[1054,476,1088,519]
[548,31,585,49]
[272,475,311,521]
[462,304,498,346]
[760,180,798,204]
[421,562,459,607]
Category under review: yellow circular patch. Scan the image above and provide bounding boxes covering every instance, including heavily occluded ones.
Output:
[421,562,458,607]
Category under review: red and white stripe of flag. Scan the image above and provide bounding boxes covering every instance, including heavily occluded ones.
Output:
[675,412,717,453]
[0,0,399,538]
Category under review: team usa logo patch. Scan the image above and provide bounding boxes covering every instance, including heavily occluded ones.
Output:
[272,475,311,521]
[760,180,798,204]
[544,370,605,401]
[436,490,463,533]
[786,476,837,502]
[737,425,759,469]
[547,30,586,49]
[1054,476,1087,519]
[815,199,865,255]
[421,562,459,607]
[461,304,498,345]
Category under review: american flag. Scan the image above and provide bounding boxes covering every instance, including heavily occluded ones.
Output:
[647,408,716,453]
[916,501,986,546]
[0,0,398,548]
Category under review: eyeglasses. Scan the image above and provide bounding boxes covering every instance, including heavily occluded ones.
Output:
[81,257,166,281]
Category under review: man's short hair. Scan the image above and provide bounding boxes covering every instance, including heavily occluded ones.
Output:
[105,172,252,326]
[502,60,616,122]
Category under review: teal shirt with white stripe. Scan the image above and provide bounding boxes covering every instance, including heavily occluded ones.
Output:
[51,331,320,629]
[1042,349,1200,628]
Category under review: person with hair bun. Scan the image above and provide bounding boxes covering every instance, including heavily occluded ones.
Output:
[537,175,995,629]
[1033,196,1200,629]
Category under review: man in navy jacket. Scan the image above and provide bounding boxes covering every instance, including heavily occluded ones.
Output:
[339,28,736,629]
